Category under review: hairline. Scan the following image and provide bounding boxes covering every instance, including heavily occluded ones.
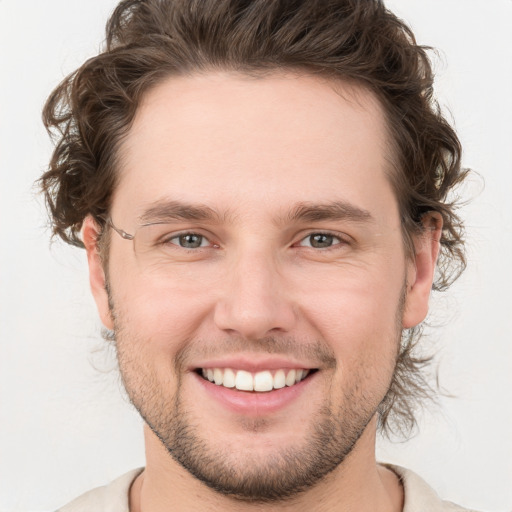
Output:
[97,67,422,266]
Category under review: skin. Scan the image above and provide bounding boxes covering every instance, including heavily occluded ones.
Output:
[83,72,441,511]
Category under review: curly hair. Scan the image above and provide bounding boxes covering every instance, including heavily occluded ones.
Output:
[40,0,468,437]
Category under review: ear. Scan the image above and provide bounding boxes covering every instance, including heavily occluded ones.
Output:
[402,212,443,329]
[82,216,114,330]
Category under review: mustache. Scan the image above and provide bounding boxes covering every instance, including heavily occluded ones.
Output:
[173,335,337,372]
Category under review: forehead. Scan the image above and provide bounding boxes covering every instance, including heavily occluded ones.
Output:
[113,71,398,227]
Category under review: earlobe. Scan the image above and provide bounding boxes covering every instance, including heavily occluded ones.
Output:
[82,216,114,330]
[402,212,443,329]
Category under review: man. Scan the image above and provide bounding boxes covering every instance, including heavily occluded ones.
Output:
[40,0,475,510]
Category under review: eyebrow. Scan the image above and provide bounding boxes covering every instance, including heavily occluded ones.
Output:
[138,199,373,226]
[138,200,229,224]
[282,201,374,225]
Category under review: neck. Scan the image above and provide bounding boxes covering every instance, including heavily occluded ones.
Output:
[129,418,403,512]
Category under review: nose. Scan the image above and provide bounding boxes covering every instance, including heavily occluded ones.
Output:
[213,249,297,340]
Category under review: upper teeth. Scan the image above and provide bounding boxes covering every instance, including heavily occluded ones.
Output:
[201,368,310,392]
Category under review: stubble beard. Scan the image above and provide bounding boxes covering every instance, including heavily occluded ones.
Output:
[111,292,405,503]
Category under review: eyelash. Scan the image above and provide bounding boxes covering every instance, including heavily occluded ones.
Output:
[161,232,217,251]
[162,231,350,252]
[296,231,349,250]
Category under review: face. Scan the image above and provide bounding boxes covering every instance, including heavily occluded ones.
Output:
[85,72,437,501]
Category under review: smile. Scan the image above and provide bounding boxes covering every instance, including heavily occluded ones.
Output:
[200,367,312,392]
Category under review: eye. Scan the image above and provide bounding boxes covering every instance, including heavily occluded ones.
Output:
[298,232,344,249]
[169,233,210,249]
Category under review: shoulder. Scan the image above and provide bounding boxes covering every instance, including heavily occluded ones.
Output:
[386,464,482,512]
[56,468,143,512]
[55,465,483,512]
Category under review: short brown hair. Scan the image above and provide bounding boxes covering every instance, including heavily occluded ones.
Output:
[40,0,468,437]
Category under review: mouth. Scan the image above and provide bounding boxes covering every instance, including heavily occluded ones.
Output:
[195,367,317,392]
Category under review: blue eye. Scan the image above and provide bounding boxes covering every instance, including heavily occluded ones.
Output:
[299,233,343,249]
[170,233,209,249]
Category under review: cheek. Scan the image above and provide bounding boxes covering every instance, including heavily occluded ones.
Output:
[109,265,216,351]
[298,265,404,367]
[307,291,401,404]
[110,278,207,396]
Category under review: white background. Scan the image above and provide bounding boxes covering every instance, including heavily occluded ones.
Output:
[0,1,511,511]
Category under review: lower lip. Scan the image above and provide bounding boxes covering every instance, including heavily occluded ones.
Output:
[193,371,317,416]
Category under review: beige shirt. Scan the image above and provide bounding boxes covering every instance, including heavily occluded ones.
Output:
[57,465,480,512]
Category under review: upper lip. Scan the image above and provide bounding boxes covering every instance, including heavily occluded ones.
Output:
[190,356,318,372]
